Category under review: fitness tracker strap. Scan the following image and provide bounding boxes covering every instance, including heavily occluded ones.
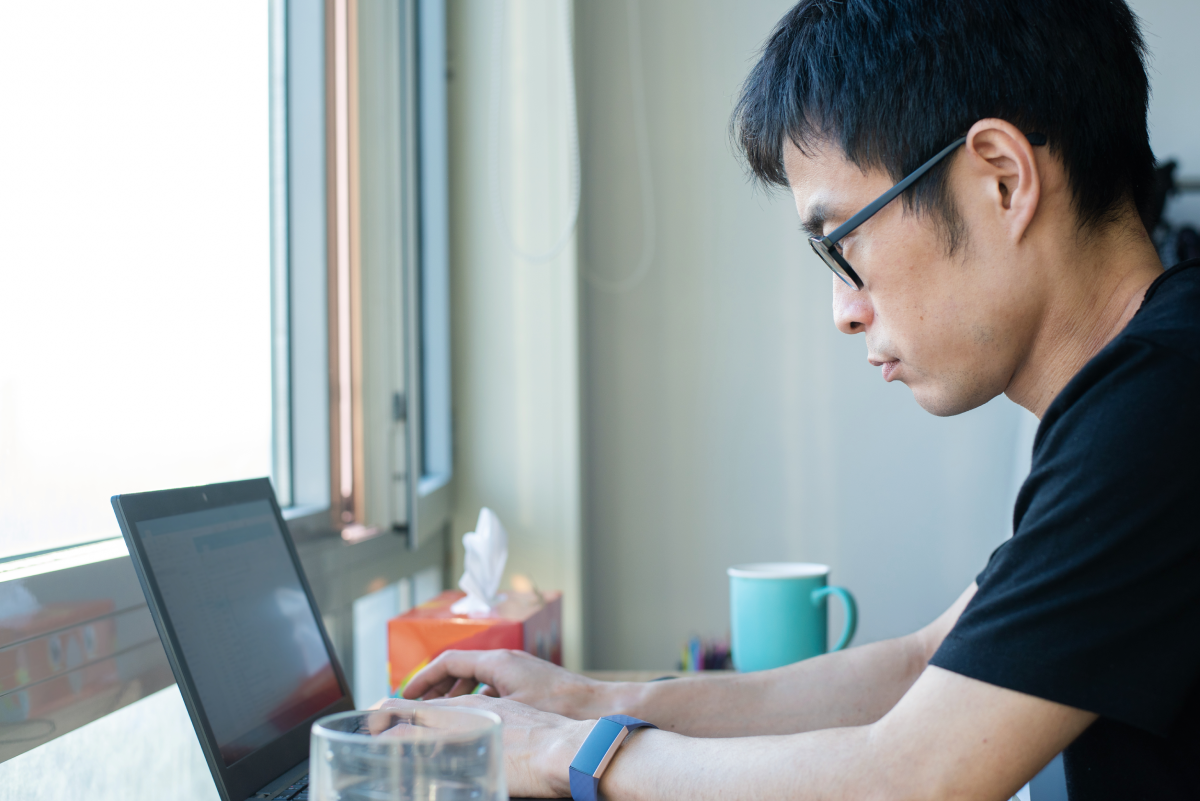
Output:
[569,714,657,801]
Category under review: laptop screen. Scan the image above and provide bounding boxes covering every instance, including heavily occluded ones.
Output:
[138,499,344,765]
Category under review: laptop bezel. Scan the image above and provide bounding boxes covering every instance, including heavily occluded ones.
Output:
[112,478,356,801]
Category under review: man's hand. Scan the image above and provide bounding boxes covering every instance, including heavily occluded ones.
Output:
[381,695,590,798]
[402,649,610,719]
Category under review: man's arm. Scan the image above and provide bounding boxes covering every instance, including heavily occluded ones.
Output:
[403,584,978,737]
[395,661,1095,800]
[612,583,976,736]
[591,666,1095,801]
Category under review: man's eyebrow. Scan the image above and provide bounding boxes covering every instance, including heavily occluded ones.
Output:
[800,203,830,239]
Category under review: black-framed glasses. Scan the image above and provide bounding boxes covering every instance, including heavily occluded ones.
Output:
[809,132,1048,289]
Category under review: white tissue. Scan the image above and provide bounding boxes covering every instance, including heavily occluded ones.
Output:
[451,507,508,615]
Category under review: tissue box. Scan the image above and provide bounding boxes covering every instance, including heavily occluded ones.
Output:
[387,590,562,695]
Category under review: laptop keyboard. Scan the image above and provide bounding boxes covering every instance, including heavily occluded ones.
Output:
[277,776,308,800]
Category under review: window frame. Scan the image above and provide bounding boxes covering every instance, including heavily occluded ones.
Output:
[408,0,455,550]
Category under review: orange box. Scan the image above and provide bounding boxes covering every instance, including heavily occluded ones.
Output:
[387,590,561,695]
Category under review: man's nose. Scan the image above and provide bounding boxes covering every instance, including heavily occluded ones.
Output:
[832,275,873,334]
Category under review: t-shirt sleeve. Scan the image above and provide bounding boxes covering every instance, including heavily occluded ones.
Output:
[930,337,1200,737]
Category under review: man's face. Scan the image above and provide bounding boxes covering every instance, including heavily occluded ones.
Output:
[784,139,1042,416]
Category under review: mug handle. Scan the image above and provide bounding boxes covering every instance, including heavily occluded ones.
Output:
[811,586,857,652]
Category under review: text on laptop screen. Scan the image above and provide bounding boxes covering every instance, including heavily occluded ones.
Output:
[138,500,343,765]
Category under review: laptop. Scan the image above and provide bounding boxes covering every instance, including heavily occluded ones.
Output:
[112,478,354,801]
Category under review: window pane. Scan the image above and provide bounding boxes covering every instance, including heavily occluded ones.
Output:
[0,2,271,559]
[418,0,452,485]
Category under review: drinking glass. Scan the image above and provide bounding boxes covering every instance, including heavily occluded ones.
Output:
[310,705,505,801]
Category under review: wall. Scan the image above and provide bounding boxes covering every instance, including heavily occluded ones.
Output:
[575,0,1196,670]
[441,0,1199,672]
[1134,0,1200,230]
[446,0,584,669]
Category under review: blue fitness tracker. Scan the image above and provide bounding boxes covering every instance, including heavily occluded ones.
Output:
[569,714,657,801]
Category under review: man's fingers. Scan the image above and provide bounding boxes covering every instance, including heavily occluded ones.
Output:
[368,702,419,734]
[366,709,394,734]
[403,650,494,699]
[403,652,477,695]
[447,677,478,697]
[371,701,430,737]
[418,677,457,700]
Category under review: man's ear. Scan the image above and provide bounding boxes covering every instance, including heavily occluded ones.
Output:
[963,118,1041,243]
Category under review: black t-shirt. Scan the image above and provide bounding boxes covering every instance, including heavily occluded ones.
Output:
[930,259,1200,800]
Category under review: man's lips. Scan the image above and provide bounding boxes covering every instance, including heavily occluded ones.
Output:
[869,357,900,382]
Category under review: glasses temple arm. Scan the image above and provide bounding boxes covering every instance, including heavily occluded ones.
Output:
[824,133,1046,246]
[825,136,968,245]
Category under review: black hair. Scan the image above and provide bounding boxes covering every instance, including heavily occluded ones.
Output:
[732,0,1156,243]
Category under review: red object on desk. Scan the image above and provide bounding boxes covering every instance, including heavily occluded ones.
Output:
[387,590,561,695]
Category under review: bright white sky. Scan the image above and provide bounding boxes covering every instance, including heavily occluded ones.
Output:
[0,2,272,559]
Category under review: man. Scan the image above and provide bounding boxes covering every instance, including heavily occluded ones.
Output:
[387,0,1199,797]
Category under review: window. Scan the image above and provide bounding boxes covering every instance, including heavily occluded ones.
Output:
[0,2,273,560]
[417,0,453,492]
[275,0,331,514]
[407,0,455,549]
[0,2,454,775]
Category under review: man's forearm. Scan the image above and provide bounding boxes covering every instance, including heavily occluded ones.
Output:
[591,632,928,737]
[583,664,1090,801]
[596,725,880,801]
[579,584,976,737]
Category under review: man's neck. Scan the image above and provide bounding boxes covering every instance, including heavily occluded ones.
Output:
[1005,221,1164,418]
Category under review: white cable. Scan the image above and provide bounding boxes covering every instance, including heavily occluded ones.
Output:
[583,0,656,294]
[488,0,580,264]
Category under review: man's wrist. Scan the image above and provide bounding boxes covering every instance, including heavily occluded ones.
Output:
[570,679,638,720]
[588,680,652,719]
[546,718,595,798]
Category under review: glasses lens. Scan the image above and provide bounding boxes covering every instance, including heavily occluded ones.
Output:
[808,238,860,289]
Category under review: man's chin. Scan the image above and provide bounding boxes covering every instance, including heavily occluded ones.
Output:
[909,383,996,418]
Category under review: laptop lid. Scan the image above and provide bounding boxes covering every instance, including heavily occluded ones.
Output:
[112,478,355,801]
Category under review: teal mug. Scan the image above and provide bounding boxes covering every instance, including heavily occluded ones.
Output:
[728,563,857,672]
